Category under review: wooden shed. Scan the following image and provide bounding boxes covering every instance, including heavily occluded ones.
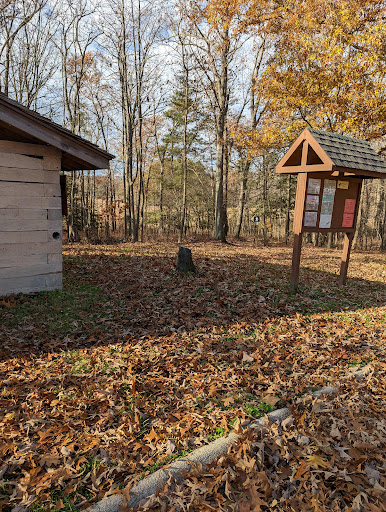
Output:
[0,92,114,296]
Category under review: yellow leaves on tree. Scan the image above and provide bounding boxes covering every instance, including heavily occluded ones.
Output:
[228,118,278,161]
[255,0,386,141]
[204,0,241,27]
[201,0,273,33]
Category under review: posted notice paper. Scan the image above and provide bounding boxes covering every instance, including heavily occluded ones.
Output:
[307,178,321,195]
[344,199,356,214]
[321,201,334,215]
[304,211,317,227]
[342,213,354,228]
[338,180,349,189]
[305,194,319,211]
[322,180,336,202]
[319,214,332,229]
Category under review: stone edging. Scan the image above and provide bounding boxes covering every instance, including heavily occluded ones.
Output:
[86,367,369,512]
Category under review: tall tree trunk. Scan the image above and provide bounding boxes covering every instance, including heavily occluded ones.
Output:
[235,161,250,239]
[179,57,189,244]
[262,160,268,246]
[214,29,229,243]
[233,40,266,239]
[214,125,225,241]
[223,126,229,238]
[179,117,188,243]
[375,181,386,250]
[159,160,165,232]
[67,171,80,242]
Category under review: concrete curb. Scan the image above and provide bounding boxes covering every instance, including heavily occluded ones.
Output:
[85,410,289,512]
[86,368,368,512]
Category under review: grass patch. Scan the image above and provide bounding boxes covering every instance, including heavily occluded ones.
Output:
[1,284,103,336]
[348,356,373,368]
[245,401,275,419]
[207,426,226,441]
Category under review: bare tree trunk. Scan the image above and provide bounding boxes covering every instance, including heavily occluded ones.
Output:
[235,161,249,238]
[232,40,266,239]
[375,180,386,250]
[159,162,164,232]
[262,158,268,246]
[179,87,189,243]
[58,0,99,241]
[223,125,229,238]
[353,181,369,250]
[190,20,231,243]
[67,171,80,242]
[0,0,46,94]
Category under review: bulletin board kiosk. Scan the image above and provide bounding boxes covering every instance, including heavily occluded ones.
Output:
[276,129,386,291]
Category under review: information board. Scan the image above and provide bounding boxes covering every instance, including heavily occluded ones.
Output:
[302,174,360,232]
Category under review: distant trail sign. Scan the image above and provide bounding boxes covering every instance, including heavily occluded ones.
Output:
[253,215,260,224]
[276,129,386,291]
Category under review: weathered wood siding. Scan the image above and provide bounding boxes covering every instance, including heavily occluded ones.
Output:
[0,142,63,295]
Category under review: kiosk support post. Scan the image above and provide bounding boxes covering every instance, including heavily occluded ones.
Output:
[290,172,307,291]
[339,232,354,286]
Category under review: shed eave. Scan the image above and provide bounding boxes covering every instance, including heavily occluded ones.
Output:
[0,97,114,170]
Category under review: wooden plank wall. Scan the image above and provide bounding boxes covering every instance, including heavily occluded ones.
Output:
[0,141,63,296]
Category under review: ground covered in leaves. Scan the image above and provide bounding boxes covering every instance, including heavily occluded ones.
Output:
[0,241,385,512]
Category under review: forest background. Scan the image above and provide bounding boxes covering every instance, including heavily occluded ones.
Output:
[1,0,386,249]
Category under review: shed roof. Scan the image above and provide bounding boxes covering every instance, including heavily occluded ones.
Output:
[309,129,386,176]
[0,92,114,171]
[276,128,386,178]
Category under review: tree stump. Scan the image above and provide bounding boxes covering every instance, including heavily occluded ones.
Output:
[176,246,196,273]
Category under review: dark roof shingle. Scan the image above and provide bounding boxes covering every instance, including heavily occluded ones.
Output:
[310,129,386,175]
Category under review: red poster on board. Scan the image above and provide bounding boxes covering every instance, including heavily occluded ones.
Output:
[342,213,354,228]
[344,199,356,214]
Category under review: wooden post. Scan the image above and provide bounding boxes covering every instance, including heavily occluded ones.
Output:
[290,169,307,291]
[291,233,303,291]
[339,232,354,285]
